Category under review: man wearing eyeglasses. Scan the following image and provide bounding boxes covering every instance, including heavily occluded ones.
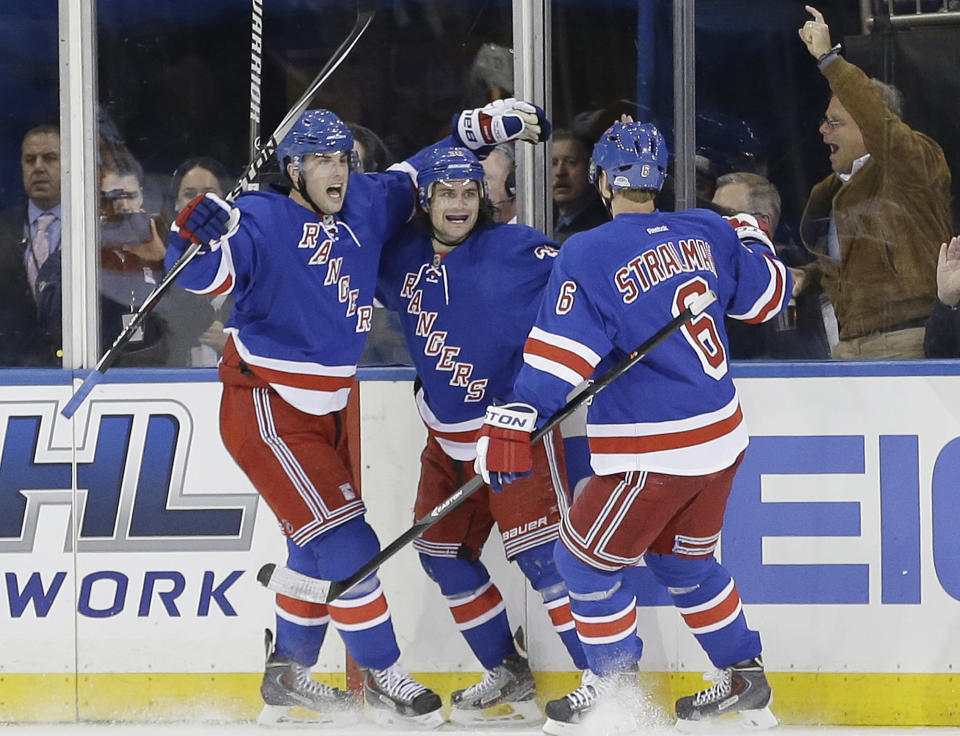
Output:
[795,5,952,359]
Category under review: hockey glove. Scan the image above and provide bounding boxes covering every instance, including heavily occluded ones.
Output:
[168,192,238,256]
[474,402,538,493]
[725,213,775,255]
[452,98,551,152]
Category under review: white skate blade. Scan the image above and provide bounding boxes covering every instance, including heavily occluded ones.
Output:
[258,703,360,728]
[366,703,446,730]
[542,717,583,735]
[676,705,779,733]
[449,697,542,727]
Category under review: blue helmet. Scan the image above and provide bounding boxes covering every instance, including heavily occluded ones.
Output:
[589,122,668,192]
[417,146,486,209]
[277,109,358,171]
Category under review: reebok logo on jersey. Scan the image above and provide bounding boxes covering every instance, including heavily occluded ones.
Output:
[339,483,357,501]
[646,225,669,234]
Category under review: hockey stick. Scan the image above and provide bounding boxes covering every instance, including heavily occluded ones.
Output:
[258,288,719,604]
[249,0,264,166]
[61,2,376,419]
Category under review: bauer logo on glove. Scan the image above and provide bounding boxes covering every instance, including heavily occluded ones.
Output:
[452,98,551,154]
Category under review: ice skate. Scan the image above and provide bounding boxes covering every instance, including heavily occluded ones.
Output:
[449,650,540,727]
[257,629,357,727]
[362,662,445,729]
[675,656,778,731]
[542,667,638,735]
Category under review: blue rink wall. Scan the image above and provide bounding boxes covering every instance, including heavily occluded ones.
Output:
[1,363,958,725]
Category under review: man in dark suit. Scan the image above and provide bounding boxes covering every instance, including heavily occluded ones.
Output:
[0,124,61,366]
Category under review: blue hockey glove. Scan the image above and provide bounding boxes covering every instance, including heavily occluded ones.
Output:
[474,402,538,493]
[168,192,238,255]
[452,98,551,153]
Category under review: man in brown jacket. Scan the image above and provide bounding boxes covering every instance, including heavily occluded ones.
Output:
[796,6,952,359]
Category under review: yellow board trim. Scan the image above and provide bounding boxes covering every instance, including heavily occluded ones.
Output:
[1,671,957,725]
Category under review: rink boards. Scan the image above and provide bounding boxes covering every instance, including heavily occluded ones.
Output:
[0,363,958,725]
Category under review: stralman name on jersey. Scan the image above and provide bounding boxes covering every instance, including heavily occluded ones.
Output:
[512,208,790,476]
[378,222,558,459]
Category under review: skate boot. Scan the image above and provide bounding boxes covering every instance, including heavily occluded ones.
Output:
[543,667,638,735]
[362,662,445,729]
[257,629,357,726]
[675,656,778,731]
[449,651,540,727]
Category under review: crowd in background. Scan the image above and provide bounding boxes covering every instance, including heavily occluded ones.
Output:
[1,2,957,369]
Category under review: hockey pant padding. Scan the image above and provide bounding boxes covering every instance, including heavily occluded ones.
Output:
[554,542,641,675]
[419,553,512,669]
[514,543,587,669]
[645,553,761,667]
[279,518,400,670]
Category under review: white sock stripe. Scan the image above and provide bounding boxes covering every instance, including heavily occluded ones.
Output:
[276,608,331,627]
[454,600,506,631]
[554,621,577,632]
[330,583,384,608]
[678,579,736,615]
[571,597,637,624]
[331,610,391,632]
[545,595,571,610]
[445,579,494,606]
[686,600,743,634]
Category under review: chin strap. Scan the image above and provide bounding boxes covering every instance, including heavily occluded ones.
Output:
[295,176,326,216]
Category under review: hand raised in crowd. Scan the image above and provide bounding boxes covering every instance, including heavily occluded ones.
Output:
[936,236,960,307]
[798,5,833,59]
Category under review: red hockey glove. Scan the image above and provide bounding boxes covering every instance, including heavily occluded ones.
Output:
[725,213,775,255]
[169,192,238,255]
[474,402,538,493]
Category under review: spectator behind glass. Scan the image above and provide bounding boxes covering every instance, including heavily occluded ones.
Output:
[795,6,952,359]
[551,129,609,245]
[159,157,235,366]
[924,235,960,358]
[713,172,830,359]
[0,124,61,365]
[465,42,514,108]
[348,123,394,174]
[482,142,516,224]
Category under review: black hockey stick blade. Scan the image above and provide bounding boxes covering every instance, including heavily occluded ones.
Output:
[61,8,375,420]
[322,289,719,603]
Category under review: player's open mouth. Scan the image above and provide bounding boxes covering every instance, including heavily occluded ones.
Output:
[446,215,469,223]
[327,185,343,199]
[828,144,839,154]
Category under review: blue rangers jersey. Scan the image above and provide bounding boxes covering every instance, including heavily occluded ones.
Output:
[169,170,416,415]
[378,222,559,459]
[512,208,791,476]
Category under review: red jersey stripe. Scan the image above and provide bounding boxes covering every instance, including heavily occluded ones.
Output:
[589,406,743,454]
[524,337,595,380]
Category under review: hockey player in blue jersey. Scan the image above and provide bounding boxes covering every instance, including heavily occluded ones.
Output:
[376,146,588,726]
[164,102,547,729]
[474,121,790,734]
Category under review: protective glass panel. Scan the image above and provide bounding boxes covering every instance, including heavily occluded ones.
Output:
[696,0,958,360]
[93,0,511,368]
[0,0,62,367]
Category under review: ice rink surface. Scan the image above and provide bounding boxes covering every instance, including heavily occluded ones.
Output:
[3,725,960,736]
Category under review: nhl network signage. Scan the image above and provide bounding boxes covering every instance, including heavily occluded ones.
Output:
[0,398,259,554]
